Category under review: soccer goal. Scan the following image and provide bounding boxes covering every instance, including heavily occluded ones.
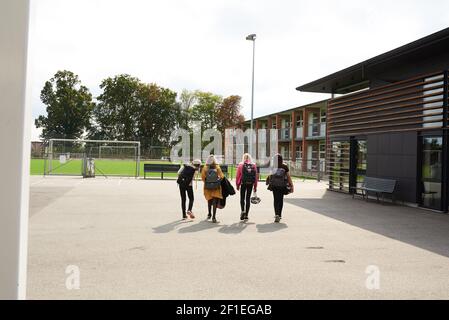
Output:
[43,139,141,178]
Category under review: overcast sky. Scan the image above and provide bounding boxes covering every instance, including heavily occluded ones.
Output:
[29,0,449,140]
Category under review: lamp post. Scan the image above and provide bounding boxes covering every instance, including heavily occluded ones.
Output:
[246,33,256,157]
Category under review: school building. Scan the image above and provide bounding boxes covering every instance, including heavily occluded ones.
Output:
[244,99,328,176]
[296,27,449,212]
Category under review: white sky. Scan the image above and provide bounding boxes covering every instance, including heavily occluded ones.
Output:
[29,0,449,140]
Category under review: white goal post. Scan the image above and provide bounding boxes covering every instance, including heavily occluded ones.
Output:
[45,138,141,177]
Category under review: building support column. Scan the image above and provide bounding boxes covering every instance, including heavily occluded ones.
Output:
[325,100,330,176]
[275,115,281,154]
[0,0,31,300]
[267,117,273,157]
[302,108,308,171]
[291,111,296,163]
[442,70,448,212]
[255,119,260,161]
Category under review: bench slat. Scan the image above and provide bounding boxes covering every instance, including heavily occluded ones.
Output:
[363,177,396,193]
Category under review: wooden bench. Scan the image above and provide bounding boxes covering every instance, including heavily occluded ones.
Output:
[143,163,229,179]
[352,177,397,203]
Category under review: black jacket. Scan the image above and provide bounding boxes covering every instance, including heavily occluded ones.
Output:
[219,177,236,208]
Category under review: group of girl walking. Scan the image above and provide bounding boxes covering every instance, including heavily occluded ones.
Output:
[177,153,294,223]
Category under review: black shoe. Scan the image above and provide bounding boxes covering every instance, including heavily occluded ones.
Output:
[212,217,217,223]
[182,215,187,220]
[244,214,249,221]
[207,214,212,220]
[274,215,281,223]
[240,212,245,221]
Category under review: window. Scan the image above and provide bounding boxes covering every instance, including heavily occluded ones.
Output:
[296,113,303,127]
[281,145,290,160]
[319,141,326,160]
[296,145,302,160]
[320,109,326,123]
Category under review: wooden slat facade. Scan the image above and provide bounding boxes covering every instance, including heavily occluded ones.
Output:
[326,70,449,193]
[328,71,447,137]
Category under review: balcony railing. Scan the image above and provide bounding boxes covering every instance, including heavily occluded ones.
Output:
[307,123,326,138]
[279,128,292,140]
[296,127,303,139]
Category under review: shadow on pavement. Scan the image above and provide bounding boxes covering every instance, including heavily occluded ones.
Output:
[29,186,74,217]
[285,190,449,258]
[256,222,288,233]
[177,219,222,233]
[219,222,255,234]
[152,219,193,233]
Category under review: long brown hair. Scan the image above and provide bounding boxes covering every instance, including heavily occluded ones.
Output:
[274,153,283,167]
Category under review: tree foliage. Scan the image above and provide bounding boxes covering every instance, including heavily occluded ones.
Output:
[35,70,94,139]
[37,71,246,156]
[90,75,181,151]
[90,74,141,141]
[216,95,245,133]
[138,83,180,148]
[188,91,223,131]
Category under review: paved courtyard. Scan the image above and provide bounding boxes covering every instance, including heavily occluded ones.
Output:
[27,176,449,299]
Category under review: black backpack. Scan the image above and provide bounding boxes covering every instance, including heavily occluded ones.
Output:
[205,168,221,190]
[269,168,287,188]
[242,163,256,184]
[177,165,195,188]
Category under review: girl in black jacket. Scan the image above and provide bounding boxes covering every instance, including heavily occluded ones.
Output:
[177,159,201,219]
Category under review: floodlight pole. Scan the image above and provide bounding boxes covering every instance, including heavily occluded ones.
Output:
[246,34,256,157]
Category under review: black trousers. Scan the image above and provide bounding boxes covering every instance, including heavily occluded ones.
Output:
[240,183,254,214]
[179,185,194,216]
[208,198,218,218]
[272,188,285,217]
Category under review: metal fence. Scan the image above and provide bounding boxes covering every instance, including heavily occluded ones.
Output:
[42,139,141,178]
[286,159,327,181]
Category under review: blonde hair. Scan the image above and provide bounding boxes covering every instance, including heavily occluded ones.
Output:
[241,153,252,163]
[206,154,218,166]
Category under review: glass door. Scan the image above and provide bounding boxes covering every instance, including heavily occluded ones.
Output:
[421,136,442,210]
[355,140,367,191]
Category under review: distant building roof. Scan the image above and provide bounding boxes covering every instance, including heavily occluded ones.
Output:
[244,99,328,123]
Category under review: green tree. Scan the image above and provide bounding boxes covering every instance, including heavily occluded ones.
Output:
[90,74,141,141]
[138,83,180,149]
[35,70,94,139]
[189,91,222,131]
[216,95,245,133]
[177,89,195,130]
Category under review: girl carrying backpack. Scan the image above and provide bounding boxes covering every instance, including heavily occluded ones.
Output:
[267,154,294,223]
[177,159,201,220]
[236,153,258,221]
[201,155,225,223]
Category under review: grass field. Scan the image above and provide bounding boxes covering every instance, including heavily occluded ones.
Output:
[30,158,314,181]
[30,158,238,178]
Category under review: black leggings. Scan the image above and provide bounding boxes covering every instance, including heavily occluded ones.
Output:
[179,185,194,216]
[240,184,254,214]
[272,188,285,217]
[208,198,219,218]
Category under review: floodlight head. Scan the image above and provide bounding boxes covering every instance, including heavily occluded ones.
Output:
[246,34,256,41]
